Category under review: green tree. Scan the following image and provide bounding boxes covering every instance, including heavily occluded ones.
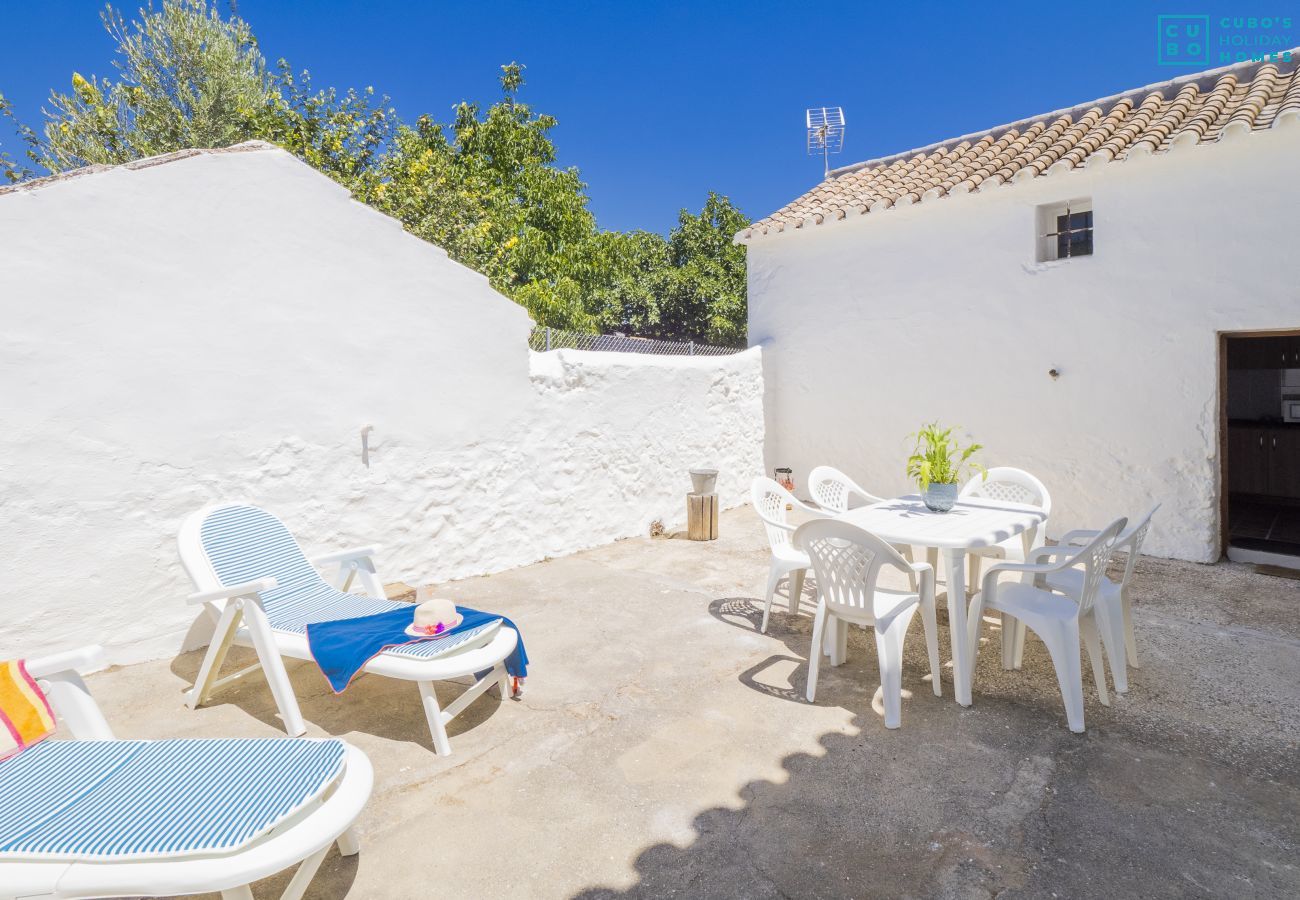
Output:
[590,229,671,334]
[371,63,605,330]
[17,0,391,196]
[592,194,749,345]
[28,0,270,171]
[255,62,394,197]
[0,93,34,182]
[657,193,750,345]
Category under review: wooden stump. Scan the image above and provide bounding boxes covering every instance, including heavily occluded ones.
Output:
[687,492,719,541]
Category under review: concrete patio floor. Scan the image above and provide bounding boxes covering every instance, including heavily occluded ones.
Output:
[86,508,1298,899]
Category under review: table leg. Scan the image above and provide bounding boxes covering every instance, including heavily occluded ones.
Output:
[944,548,973,706]
[1021,526,1037,573]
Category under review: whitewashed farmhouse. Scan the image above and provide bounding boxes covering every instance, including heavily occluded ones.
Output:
[742,54,1300,564]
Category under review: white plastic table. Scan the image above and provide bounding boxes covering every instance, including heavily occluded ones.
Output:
[836,494,1047,706]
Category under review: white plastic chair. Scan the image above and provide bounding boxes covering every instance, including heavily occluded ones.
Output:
[807,465,887,512]
[1036,505,1160,691]
[178,503,519,757]
[808,465,917,578]
[4,646,372,900]
[750,477,825,633]
[969,518,1126,733]
[794,518,941,727]
[960,467,1051,573]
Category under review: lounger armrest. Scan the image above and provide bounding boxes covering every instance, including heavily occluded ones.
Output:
[25,645,114,740]
[187,577,278,605]
[26,645,105,679]
[311,545,381,567]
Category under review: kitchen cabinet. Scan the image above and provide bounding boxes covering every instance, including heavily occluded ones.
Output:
[1228,424,1300,498]
[1226,336,1300,369]
[1266,337,1300,368]
[1229,426,1270,494]
[1269,429,1300,498]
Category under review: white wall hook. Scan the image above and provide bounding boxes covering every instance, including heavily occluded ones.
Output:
[361,425,374,467]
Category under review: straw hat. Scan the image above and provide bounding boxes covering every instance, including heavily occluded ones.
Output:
[412,595,460,635]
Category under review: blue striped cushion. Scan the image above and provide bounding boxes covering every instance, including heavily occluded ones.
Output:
[200,505,408,632]
[0,738,346,861]
[199,505,501,661]
[386,620,504,660]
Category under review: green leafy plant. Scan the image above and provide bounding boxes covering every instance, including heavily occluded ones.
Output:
[906,423,984,490]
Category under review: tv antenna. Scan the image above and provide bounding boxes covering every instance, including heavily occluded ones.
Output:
[806,107,846,176]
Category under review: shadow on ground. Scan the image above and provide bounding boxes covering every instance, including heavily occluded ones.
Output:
[572,584,1300,899]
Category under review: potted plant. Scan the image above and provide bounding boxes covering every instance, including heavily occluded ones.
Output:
[906,423,984,512]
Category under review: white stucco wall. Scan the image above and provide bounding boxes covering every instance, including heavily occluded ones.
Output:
[0,144,764,665]
[746,124,1300,562]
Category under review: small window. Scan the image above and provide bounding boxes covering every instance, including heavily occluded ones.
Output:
[1036,199,1093,262]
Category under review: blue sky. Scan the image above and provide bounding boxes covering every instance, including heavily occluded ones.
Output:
[2,1,1294,233]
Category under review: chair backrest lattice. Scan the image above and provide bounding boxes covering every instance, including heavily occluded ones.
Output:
[796,519,910,623]
[962,467,1052,516]
[1070,517,1127,617]
[1114,505,1160,586]
[751,477,797,550]
[807,465,883,514]
[806,535,876,618]
[812,478,849,513]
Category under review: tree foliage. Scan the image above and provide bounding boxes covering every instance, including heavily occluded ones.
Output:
[590,193,749,345]
[28,0,269,171]
[4,0,749,343]
[0,93,34,183]
[372,64,605,330]
[256,62,394,196]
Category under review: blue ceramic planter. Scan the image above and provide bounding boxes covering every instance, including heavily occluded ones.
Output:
[923,482,958,512]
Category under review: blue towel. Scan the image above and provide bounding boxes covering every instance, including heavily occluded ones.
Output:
[306,605,529,694]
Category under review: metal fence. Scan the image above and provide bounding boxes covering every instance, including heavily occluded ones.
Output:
[529,326,743,356]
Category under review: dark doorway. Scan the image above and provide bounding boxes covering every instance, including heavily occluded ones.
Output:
[1222,331,1300,561]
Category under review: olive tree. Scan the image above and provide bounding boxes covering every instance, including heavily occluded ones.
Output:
[29,0,270,171]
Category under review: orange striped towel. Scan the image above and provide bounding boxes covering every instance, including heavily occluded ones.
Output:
[0,660,56,761]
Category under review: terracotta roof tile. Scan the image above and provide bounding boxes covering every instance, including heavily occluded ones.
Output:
[740,53,1299,240]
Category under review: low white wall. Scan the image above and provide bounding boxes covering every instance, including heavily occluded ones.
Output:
[746,125,1300,562]
[0,144,764,665]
